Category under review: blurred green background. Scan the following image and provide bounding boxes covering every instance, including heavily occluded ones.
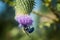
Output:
[0,0,60,40]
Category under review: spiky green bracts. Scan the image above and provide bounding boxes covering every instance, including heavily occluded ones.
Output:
[15,0,35,16]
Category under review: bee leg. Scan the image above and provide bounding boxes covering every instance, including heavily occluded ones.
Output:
[24,27,33,39]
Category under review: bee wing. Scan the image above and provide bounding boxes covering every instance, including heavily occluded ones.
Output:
[18,24,23,29]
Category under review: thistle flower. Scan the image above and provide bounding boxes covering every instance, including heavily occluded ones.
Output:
[15,15,33,27]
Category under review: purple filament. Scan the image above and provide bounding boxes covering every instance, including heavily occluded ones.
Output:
[15,15,33,27]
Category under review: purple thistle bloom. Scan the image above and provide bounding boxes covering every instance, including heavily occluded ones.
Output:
[15,15,33,27]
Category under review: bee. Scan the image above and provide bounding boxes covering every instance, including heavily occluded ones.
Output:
[18,24,34,39]
[23,25,34,33]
